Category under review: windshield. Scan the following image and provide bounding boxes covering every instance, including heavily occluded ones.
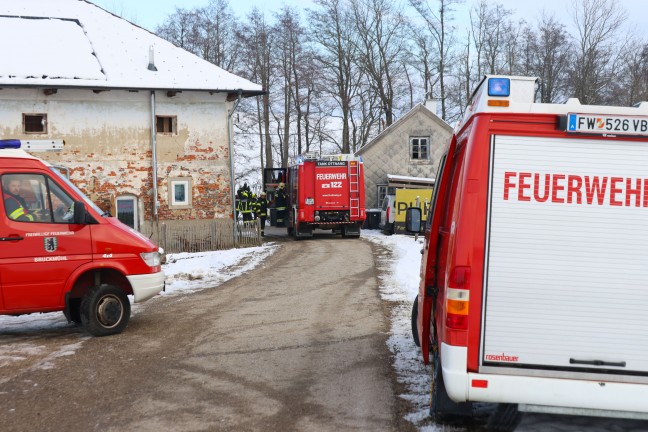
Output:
[48,167,107,217]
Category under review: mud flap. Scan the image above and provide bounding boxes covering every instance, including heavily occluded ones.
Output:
[342,223,361,237]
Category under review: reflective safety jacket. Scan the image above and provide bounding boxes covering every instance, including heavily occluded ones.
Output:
[3,192,34,222]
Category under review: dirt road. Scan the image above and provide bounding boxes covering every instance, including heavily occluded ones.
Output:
[0,232,414,432]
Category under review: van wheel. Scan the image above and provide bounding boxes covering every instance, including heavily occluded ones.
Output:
[411,296,420,346]
[81,285,130,337]
[430,349,472,424]
[68,298,82,324]
[430,350,523,431]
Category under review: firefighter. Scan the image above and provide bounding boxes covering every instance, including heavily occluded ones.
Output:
[2,177,34,222]
[250,193,258,220]
[275,182,287,227]
[237,189,253,222]
[257,192,268,236]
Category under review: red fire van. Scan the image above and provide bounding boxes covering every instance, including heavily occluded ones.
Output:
[0,139,164,336]
[408,76,648,430]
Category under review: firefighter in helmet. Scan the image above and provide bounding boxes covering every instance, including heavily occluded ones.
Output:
[237,189,253,222]
[275,182,287,227]
[2,176,34,222]
[257,191,268,236]
[250,193,258,220]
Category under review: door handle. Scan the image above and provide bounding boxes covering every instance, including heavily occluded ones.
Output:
[0,236,24,241]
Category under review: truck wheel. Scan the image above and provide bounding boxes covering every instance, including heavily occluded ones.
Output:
[430,350,523,431]
[80,284,130,337]
[478,403,523,432]
[68,298,82,324]
[430,349,473,424]
[411,296,420,347]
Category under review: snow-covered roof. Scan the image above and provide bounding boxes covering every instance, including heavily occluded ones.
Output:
[387,174,435,187]
[0,0,263,96]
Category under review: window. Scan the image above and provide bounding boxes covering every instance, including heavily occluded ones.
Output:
[156,115,177,135]
[410,137,430,160]
[116,195,138,229]
[168,177,192,209]
[376,184,396,209]
[2,173,74,223]
[23,114,47,134]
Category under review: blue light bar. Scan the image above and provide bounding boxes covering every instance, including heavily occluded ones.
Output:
[488,78,510,97]
[0,139,21,149]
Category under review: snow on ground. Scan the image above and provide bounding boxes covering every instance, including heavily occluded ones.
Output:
[0,243,279,368]
[361,230,440,431]
[162,243,278,295]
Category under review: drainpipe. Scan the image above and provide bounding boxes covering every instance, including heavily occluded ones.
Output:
[150,91,159,235]
[227,89,243,245]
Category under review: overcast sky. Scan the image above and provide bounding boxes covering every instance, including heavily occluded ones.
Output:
[92,0,647,34]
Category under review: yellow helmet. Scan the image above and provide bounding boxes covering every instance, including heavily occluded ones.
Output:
[278,182,285,189]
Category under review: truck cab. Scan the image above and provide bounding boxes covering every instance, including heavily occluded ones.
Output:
[0,139,164,336]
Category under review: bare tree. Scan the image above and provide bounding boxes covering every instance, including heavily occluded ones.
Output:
[351,0,409,128]
[532,14,572,102]
[408,0,460,120]
[156,7,201,52]
[238,8,275,171]
[309,0,363,153]
[197,0,241,71]
[612,41,648,106]
[570,0,627,104]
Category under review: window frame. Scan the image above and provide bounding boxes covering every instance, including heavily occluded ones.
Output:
[376,184,396,209]
[410,136,430,161]
[156,115,178,135]
[2,173,74,224]
[23,113,48,134]
[168,177,193,209]
[115,194,138,230]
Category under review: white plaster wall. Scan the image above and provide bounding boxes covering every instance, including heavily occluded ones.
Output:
[0,88,233,221]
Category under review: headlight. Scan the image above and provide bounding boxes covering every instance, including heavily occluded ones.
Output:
[140,251,161,267]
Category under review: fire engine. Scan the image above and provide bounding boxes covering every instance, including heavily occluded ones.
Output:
[406,75,648,430]
[285,153,365,239]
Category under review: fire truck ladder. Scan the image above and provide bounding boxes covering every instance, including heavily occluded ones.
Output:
[348,160,360,218]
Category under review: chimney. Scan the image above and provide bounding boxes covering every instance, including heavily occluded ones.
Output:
[147,45,158,71]
[424,93,437,115]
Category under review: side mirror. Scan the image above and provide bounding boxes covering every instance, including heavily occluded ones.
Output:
[73,200,87,224]
[405,207,422,233]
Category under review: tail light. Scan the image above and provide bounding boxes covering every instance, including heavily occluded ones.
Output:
[446,266,470,330]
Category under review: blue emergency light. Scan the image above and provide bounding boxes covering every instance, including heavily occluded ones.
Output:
[0,139,21,149]
[488,78,511,97]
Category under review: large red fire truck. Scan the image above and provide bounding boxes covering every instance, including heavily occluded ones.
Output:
[284,153,365,239]
[407,75,648,430]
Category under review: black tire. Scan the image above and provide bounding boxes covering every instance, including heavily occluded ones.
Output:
[430,350,523,431]
[430,350,473,424]
[80,284,130,337]
[411,296,420,347]
[478,402,523,432]
[68,298,82,324]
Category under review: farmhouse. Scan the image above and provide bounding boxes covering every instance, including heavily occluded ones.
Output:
[356,101,453,209]
[0,0,262,244]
